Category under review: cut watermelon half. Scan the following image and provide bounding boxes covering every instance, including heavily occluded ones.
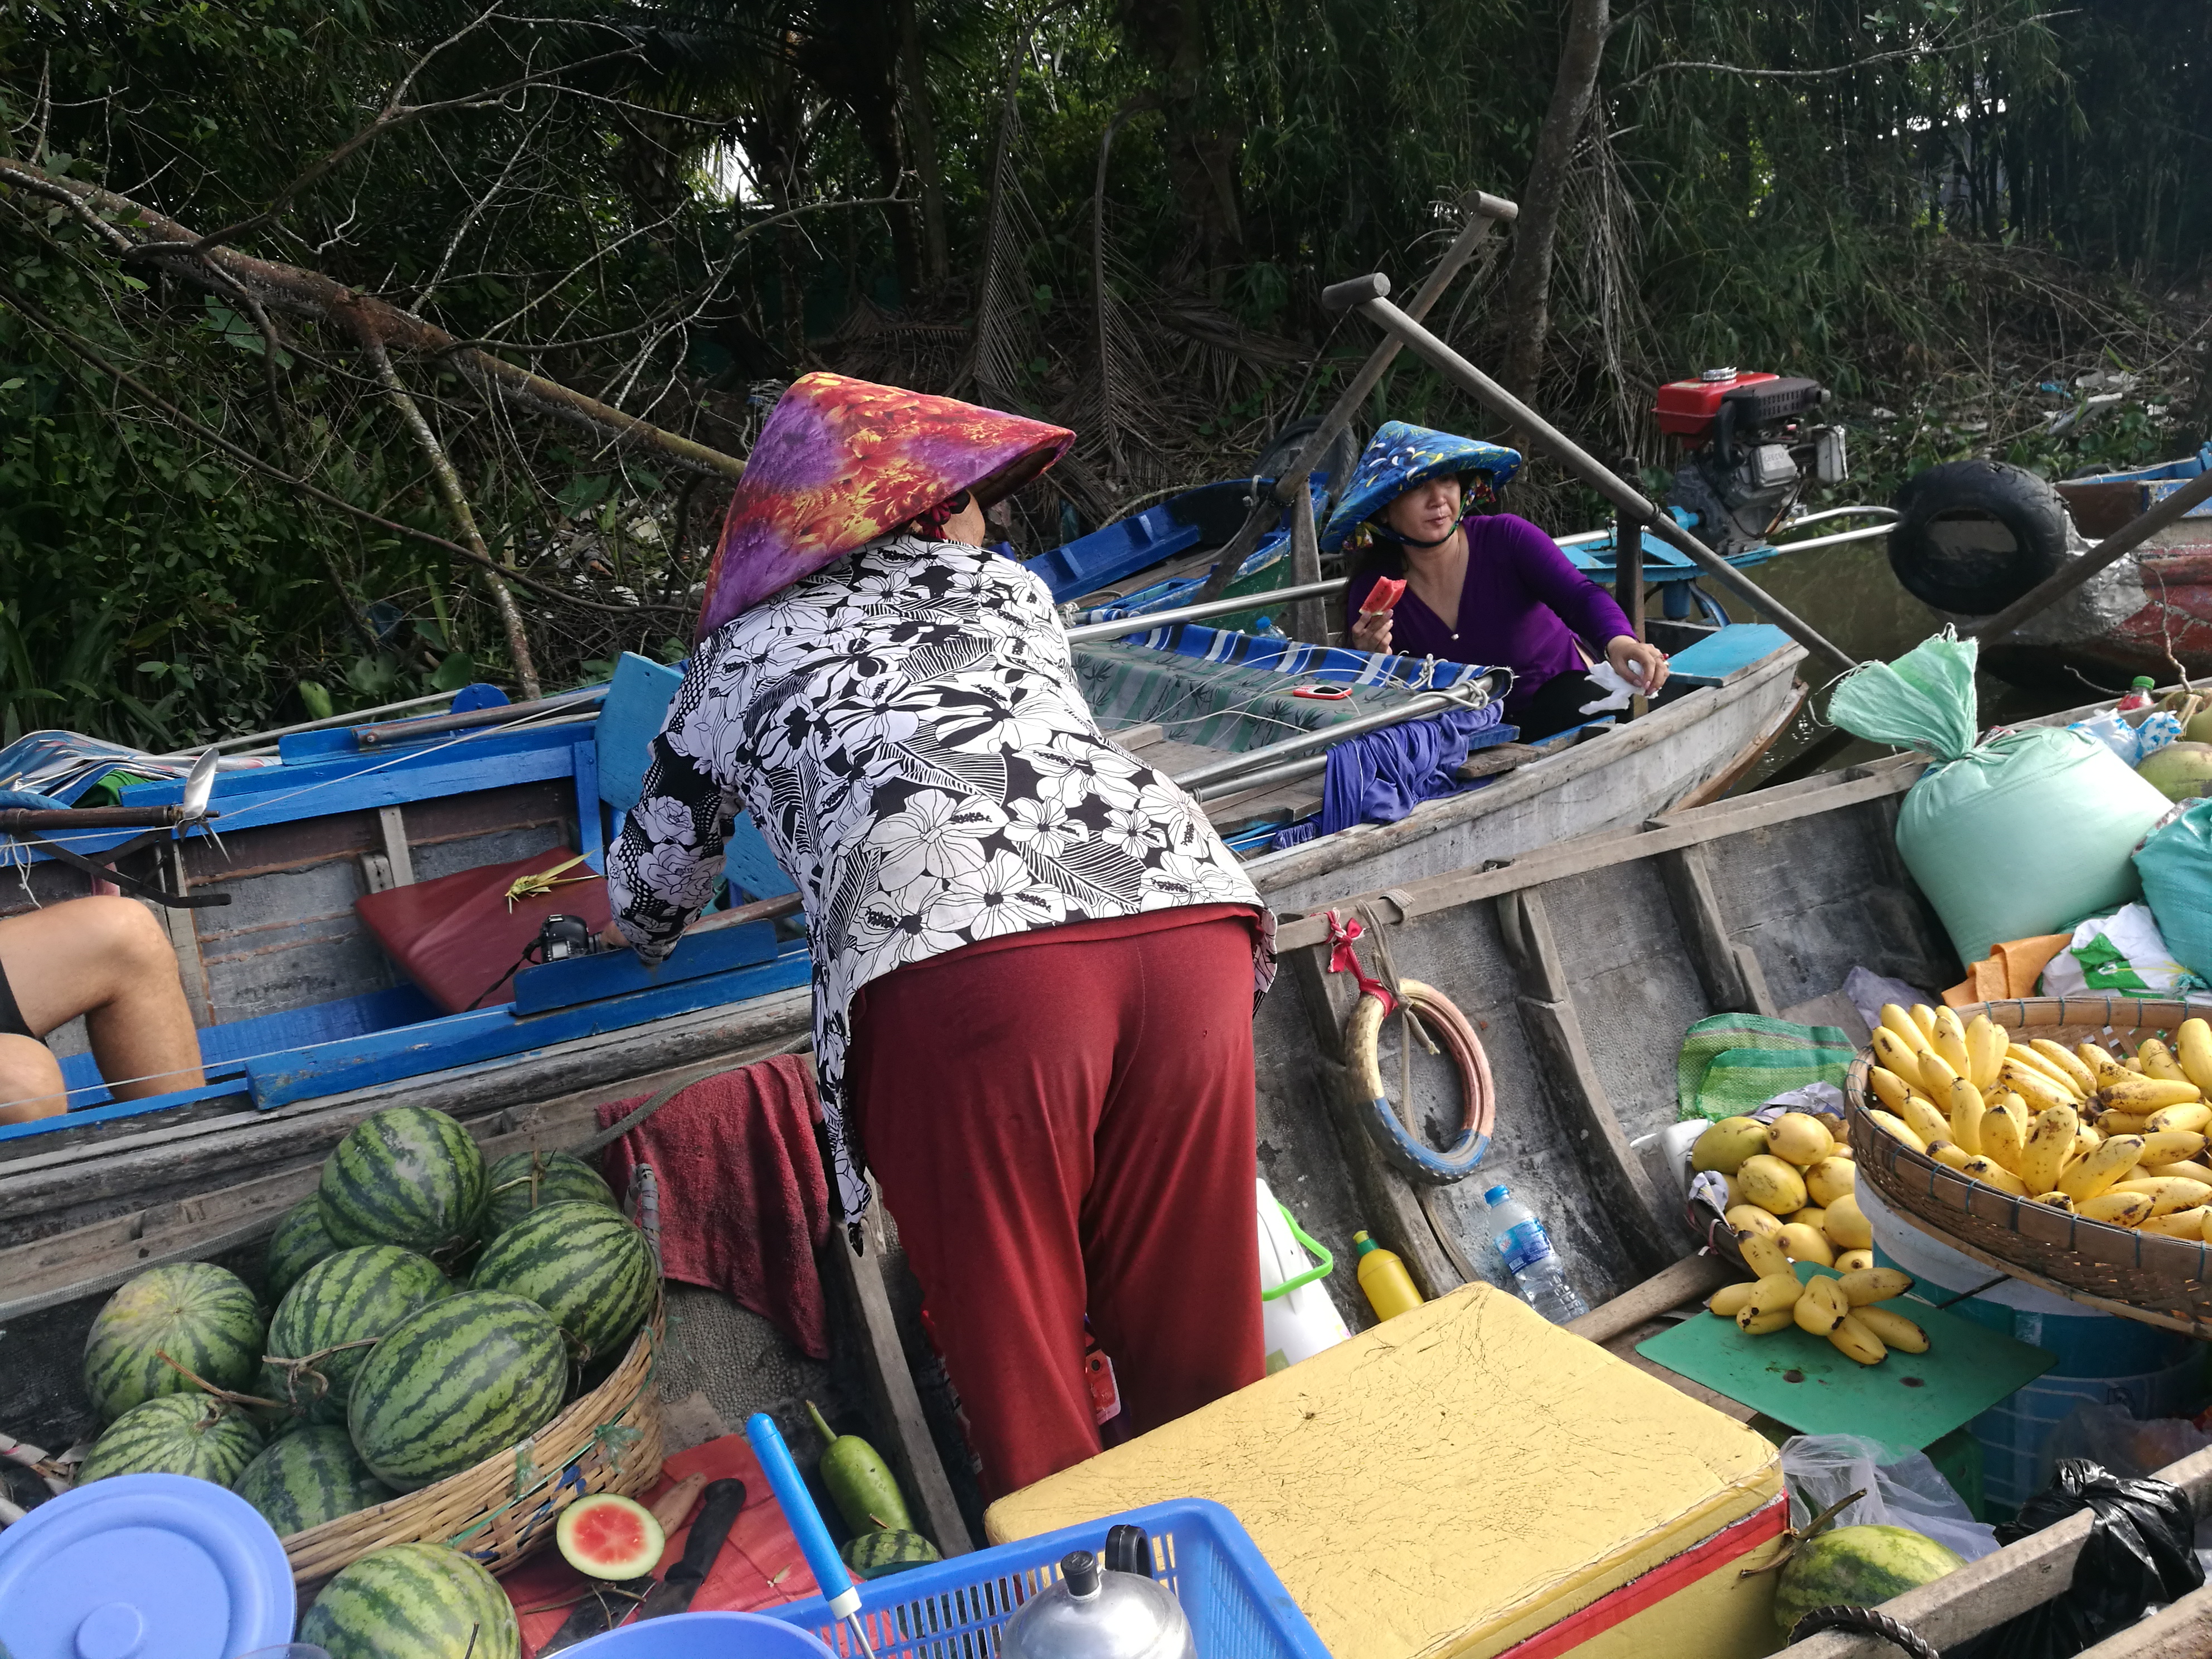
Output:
[556,1492,666,1579]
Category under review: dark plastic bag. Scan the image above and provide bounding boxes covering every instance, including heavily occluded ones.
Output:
[1949,1459,2203,1659]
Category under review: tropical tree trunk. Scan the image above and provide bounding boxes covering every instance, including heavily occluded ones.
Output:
[894,0,949,286]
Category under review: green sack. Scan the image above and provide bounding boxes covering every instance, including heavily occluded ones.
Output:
[1827,632,2172,965]
[1677,1013,1852,1121]
[2133,802,2212,983]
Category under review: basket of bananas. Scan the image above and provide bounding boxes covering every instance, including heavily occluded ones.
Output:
[1844,995,2212,1335]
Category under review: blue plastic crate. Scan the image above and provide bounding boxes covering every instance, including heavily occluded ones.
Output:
[766,1498,1328,1659]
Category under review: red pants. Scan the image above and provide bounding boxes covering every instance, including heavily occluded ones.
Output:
[848,909,1265,1501]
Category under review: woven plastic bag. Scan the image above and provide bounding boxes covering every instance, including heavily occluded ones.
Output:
[1676,1013,1852,1120]
[2135,797,2212,983]
[1828,633,2172,965]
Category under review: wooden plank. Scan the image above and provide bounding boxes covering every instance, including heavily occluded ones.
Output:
[2073,1584,2212,1658]
[1657,842,1776,1015]
[377,805,415,886]
[165,844,215,1029]
[1495,887,1680,1279]
[1665,679,1810,813]
[1453,742,1539,781]
[1565,1253,1729,1345]
[1273,755,1925,953]
[821,1195,974,1556]
[1286,482,1327,646]
[1782,1443,2212,1658]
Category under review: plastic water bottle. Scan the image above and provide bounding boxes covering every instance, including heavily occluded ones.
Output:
[1482,1185,1588,1323]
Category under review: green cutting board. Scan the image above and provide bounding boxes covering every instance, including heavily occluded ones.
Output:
[1637,1264,2055,1454]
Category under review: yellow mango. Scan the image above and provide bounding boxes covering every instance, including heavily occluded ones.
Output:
[1739,1154,1810,1216]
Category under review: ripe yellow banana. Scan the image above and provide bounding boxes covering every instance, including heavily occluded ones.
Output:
[2127,1058,2146,1073]
[2146,1159,2212,1184]
[2079,1190,2156,1227]
[1899,1095,1953,1148]
[1867,1110,1927,1153]
[1869,1067,1917,1115]
[2076,1128,2103,1162]
[1854,1304,1930,1354]
[2098,1112,2155,1136]
[1828,1312,1888,1365]
[2010,1043,2085,1100]
[1981,1103,2027,1175]
[2020,1104,2082,1196]
[1737,1307,1797,1335]
[2145,1104,2212,1134]
[2140,1039,2191,1084]
[1739,1230,1792,1278]
[2176,1018,2212,1094]
[1837,1267,1913,1304]
[2002,1059,2077,1114]
[2137,1129,2208,1164]
[1962,1156,2029,1195]
[1870,1029,1929,1094]
[2030,1039,2098,1097]
[1880,1004,1929,1050]
[1967,1015,2005,1088]
[2141,1206,2211,1240]
[1946,1077,1986,1154]
[2057,1133,2146,1200]
[1742,1272,1808,1315]
[1932,1008,1973,1084]
[2078,1041,2133,1089]
[1910,1003,1938,1039]
[1928,1139,1973,1171]
[2035,1191,2077,1212]
[1709,1281,1761,1317]
[2109,1176,2212,1216]
[1914,1044,1962,1095]
[1794,1274,1851,1334]
[2098,1077,2203,1112]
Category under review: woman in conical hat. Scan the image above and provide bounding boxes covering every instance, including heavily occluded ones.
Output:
[608,373,1273,1498]
[1327,420,1671,739]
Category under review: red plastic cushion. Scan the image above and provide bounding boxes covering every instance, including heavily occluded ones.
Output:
[355,847,612,1015]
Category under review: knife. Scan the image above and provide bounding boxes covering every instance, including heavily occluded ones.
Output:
[538,1473,714,1653]
[631,1476,749,1621]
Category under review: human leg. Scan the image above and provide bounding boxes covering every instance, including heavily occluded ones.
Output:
[0,1033,66,1124]
[1080,918,1265,1435]
[0,896,203,1103]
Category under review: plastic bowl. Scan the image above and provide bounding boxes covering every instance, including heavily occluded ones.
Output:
[569,1611,842,1657]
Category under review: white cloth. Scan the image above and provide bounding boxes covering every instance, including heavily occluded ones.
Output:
[607,534,1274,1218]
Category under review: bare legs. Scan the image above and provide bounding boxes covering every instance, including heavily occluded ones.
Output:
[0,896,204,1124]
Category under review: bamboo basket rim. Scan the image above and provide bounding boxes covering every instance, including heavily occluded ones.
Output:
[279,1294,664,1584]
[1844,1009,2212,1336]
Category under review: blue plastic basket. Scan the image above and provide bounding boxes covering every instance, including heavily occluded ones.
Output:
[765,1498,1327,1659]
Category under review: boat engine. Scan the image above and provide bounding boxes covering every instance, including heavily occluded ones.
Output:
[1653,370,1846,555]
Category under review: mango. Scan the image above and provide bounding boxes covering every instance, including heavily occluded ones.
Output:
[1693,1116,1773,1176]
[1767,1111,1835,1168]
[1739,1154,1810,1216]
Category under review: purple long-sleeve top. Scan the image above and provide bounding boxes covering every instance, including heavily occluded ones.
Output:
[1343,512,1633,719]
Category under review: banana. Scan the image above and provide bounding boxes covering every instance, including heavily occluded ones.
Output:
[2147,1160,2212,1184]
[2079,1190,2156,1227]
[1869,1067,1917,1115]
[2109,1176,2212,1216]
[2145,1104,2212,1134]
[2098,1077,2204,1112]
[1928,1139,1973,1170]
[2176,1017,2212,1094]
[1981,1103,2027,1175]
[1836,1249,1875,1272]
[1880,1004,1928,1049]
[1738,1230,1793,1278]
[2057,1134,2147,1200]
[2141,1206,2211,1240]
[2128,1057,2145,1073]
[1946,1077,1986,1155]
[2010,1043,2085,1100]
[1867,1110,1927,1153]
[2138,1129,2208,1165]
[1933,1008,1973,1085]
[2078,1041,2133,1089]
[1837,1267,1913,1304]
[1910,1004,1938,1040]
[1854,1304,1930,1354]
[2140,1039,2191,1084]
[1742,1273,1808,1316]
[1736,1307,1797,1335]
[1709,1281,1762,1317]
[1798,1274,1851,1328]
[2098,1112,2155,1136]
[1968,1015,2006,1088]
[1914,1044,1963,1095]
[1899,1095,1954,1149]
[1962,1156,2029,1195]
[2002,1059,2077,1115]
[1827,1312,1888,1365]
[2020,1104,2082,1196]
[2035,1191,2077,1212]
[2031,1039,2099,1098]
[1870,1029,1929,1094]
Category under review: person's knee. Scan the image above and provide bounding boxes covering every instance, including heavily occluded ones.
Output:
[0,1032,66,1124]
[76,895,177,979]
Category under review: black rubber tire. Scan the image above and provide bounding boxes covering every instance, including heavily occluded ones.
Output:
[1251,416,1361,498]
[1887,459,2073,616]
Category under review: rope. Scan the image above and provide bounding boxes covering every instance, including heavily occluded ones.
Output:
[1784,1606,1939,1658]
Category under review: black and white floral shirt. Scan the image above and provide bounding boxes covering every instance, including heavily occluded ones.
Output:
[607,533,1274,1218]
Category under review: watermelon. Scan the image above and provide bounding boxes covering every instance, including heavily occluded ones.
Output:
[299,1541,520,1659]
[235,1424,394,1535]
[470,1200,655,1362]
[77,1394,264,1487]
[347,1290,569,1491]
[1776,1525,1966,1633]
[482,1149,617,1240]
[83,1262,266,1423]
[843,1529,942,1580]
[266,1199,342,1304]
[556,1492,665,1578]
[260,1246,452,1424]
[318,1106,488,1262]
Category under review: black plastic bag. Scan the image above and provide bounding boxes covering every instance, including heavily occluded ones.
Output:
[1948,1459,2203,1659]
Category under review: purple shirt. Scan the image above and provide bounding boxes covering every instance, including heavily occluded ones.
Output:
[1343,513,1633,719]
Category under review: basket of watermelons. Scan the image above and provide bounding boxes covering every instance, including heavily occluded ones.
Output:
[68,1106,665,1597]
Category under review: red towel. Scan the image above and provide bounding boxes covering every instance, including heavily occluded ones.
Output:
[598,1057,833,1358]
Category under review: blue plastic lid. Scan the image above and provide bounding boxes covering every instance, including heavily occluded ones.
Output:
[570,1611,838,1656]
[1483,1185,1510,1206]
[0,1473,298,1659]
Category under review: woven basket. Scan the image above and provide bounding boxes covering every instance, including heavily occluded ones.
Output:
[280,1298,664,1595]
[1845,998,2212,1335]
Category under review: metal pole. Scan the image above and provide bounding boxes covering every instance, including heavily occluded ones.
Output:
[1063,578,1347,643]
[1964,467,2212,644]
[1615,466,1646,719]
[1167,683,1497,793]
[1319,273,1859,676]
[1190,192,1519,604]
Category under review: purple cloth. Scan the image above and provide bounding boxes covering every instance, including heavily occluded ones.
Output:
[1319,707,1506,835]
[1343,513,1633,719]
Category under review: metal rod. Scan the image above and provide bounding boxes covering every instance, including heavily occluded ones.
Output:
[1168,684,1495,793]
[1780,506,1899,531]
[0,806,218,832]
[1965,466,2212,643]
[353,687,608,745]
[1321,274,1858,675]
[1187,753,1328,801]
[1064,578,1348,643]
[1759,522,1898,555]
[1190,191,1519,604]
[154,687,459,756]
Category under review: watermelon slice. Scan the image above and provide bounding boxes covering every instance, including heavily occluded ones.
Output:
[1360,576,1408,616]
[556,1492,666,1579]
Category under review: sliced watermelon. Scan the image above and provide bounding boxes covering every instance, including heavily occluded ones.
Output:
[556,1492,665,1579]
[1360,575,1408,616]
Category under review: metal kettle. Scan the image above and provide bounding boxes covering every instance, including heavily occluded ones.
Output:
[1002,1537,1197,1659]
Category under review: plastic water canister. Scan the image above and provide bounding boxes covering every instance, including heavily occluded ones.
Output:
[1255,1176,1350,1372]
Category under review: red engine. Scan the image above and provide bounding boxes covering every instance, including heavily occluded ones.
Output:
[1652,368,1844,555]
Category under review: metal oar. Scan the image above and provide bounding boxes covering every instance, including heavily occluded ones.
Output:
[745,1412,878,1659]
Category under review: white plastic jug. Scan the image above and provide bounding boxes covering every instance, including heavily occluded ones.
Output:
[1256,1176,1350,1372]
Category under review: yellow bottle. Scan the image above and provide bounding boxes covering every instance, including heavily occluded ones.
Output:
[1353,1230,1424,1321]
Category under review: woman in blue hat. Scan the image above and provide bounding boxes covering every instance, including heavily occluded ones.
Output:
[1330,422,1671,739]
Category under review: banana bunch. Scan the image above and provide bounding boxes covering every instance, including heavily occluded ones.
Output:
[1865,1005,2212,1240]
[1707,1234,1927,1366]
[1691,1109,1870,1270]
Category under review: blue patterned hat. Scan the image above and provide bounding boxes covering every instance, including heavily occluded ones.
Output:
[1320,421,1522,552]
